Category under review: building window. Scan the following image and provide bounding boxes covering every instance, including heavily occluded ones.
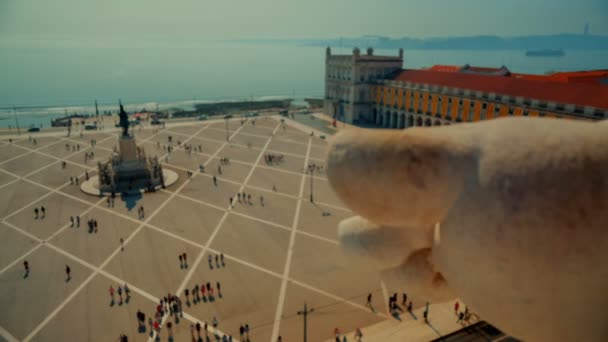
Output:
[539,102,548,109]
[593,110,605,119]
[508,107,514,115]
[495,95,502,101]
[555,104,565,111]
[574,106,584,114]
[482,103,488,110]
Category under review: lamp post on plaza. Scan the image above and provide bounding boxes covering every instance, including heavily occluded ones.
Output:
[307,163,317,203]
[297,302,314,342]
[12,106,21,135]
[225,116,229,141]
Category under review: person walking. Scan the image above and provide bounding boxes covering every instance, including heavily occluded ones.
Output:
[65,265,71,281]
[457,311,465,324]
[148,317,154,337]
[212,316,218,335]
[76,215,80,227]
[244,323,250,341]
[70,216,74,227]
[120,237,124,251]
[402,293,407,306]
[167,321,174,340]
[183,253,187,266]
[208,254,213,269]
[217,281,221,297]
[195,322,201,340]
[215,254,220,268]
[194,284,200,303]
[23,260,30,277]
[185,288,190,304]
[454,301,460,314]
[34,207,39,219]
[109,285,115,303]
[41,206,46,218]
[366,293,372,308]
[239,325,244,340]
[117,285,123,304]
[179,254,183,269]
[220,252,225,266]
[355,328,363,341]
[124,283,130,300]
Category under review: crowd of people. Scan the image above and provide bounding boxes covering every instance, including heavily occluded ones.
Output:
[263,153,284,165]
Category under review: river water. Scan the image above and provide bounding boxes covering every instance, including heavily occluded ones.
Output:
[1,42,607,128]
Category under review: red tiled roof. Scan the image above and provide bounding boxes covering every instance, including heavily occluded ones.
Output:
[428,65,461,72]
[392,69,608,109]
[513,70,608,85]
[465,66,505,73]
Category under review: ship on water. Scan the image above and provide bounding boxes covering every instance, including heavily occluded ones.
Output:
[525,49,565,57]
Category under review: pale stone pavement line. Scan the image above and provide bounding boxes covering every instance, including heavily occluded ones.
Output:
[290,279,390,320]
[0,323,19,342]
[148,120,251,342]
[0,244,43,276]
[0,133,131,222]
[1,130,168,339]
[129,134,330,182]
[1,118,388,341]
[167,168,347,213]
[2,164,102,222]
[1,126,181,222]
[157,191,342,246]
[0,196,106,277]
[270,136,312,342]
[0,133,118,221]
[21,133,117,179]
[0,177,20,191]
[150,119,280,342]
[0,138,70,166]
[22,124,210,341]
[381,280,390,315]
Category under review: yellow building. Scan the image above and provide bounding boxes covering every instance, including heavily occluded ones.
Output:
[325,48,608,128]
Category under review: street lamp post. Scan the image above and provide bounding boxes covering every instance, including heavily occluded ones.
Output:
[225,117,229,141]
[13,106,21,135]
[307,163,316,203]
[297,302,314,342]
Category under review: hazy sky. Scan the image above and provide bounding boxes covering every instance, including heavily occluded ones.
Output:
[1,0,607,44]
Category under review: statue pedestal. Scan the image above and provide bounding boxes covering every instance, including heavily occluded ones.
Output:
[119,136,138,161]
